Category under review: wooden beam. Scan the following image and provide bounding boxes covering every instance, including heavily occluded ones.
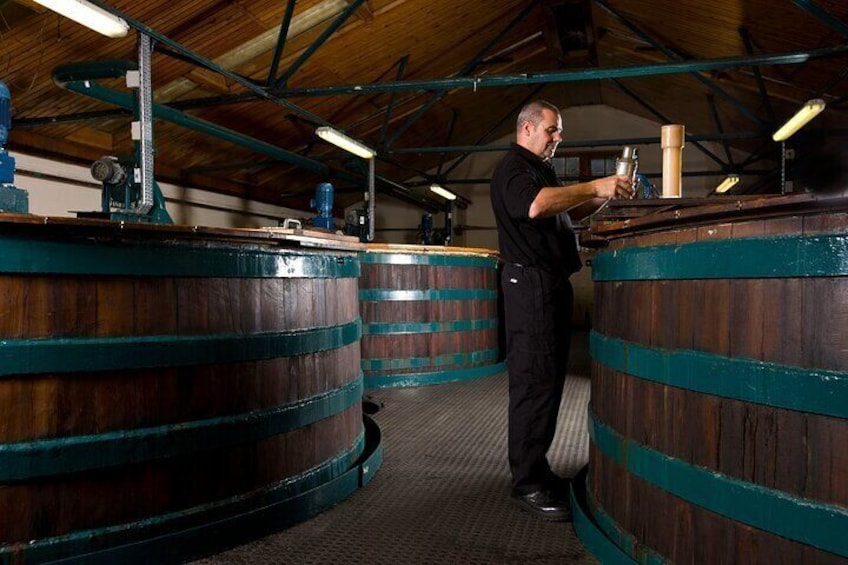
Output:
[9,0,49,13]
[65,127,114,151]
[187,68,232,94]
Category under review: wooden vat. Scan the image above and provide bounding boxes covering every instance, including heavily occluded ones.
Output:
[359,244,504,388]
[572,194,848,564]
[0,215,381,563]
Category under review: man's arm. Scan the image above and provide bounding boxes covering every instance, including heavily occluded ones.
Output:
[528,174,633,219]
[566,197,611,223]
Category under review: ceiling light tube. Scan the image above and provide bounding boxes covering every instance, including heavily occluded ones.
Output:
[429,184,457,200]
[715,174,740,194]
[33,0,129,38]
[772,98,826,142]
[315,126,375,159]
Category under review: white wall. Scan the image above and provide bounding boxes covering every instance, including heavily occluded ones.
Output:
[10,104,750,237]
[9,104,749,327]
[373,197,431,245]
[11,152,309,228]
[373,104,746,249]
[373,104,751,325]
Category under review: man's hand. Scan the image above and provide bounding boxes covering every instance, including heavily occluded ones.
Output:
[528,174,634,219]
[593,174,634,200]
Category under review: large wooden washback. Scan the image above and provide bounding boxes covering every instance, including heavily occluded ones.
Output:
[572,194,848,564]
[0,215,381,563]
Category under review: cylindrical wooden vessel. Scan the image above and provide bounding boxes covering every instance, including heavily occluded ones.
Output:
[0,215,380,563]
[359,244,504,388]
[573,194,848,564]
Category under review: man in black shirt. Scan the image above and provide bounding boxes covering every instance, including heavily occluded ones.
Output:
[491,100,632,521]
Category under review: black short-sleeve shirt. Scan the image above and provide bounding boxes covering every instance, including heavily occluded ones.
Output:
[490,143,581,275]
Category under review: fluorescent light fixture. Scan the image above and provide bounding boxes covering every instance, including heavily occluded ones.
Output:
[34,0,129,38]
[429,184,457,201]
[715,174,740,194]
[315,126,375,159]
[772,98,826,142]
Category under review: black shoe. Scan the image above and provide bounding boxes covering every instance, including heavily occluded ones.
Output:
[510,488,571,522]
[545,474,572,498]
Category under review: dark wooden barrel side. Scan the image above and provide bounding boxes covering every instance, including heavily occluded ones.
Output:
[574,208,848,564]
[359,246,504,388]
[0,221,380,563]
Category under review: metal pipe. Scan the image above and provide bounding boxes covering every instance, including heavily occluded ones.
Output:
[14,108,132,127]
[52,62,333,177]
[274,0,367,88]
[707,94,735,166]
[442,84,547,177]
[85,0,330,127]
[792,0,848,38]
[392,132,766,154]
[52,63,440,214]
[29,45,848,117]
[612,79,725,167]
[594,0,766,129]
[404,169,775,187]
[443,200,453,246]
[136,33,154,215]
[383,0,541,148]
[379,56,409,146]
[739,27,776,122]
[437,110,458,177]
[280,44,848,97]
[267,0,297,86]
[780,141,787,194]
[367,157,375,241]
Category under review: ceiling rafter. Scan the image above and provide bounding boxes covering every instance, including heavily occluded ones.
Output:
[610,78,726,167]
[85,0,330,126]
[266,0,296,86]
[593,0,766,130]
[738,26,776,123]
[7,0,848,205]
[383,0,543,149]
[268,44,848,97]
[273,0,366,87]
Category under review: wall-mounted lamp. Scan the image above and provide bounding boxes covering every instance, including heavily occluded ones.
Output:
[772,99,826,142]
[34,0,129,38]
[429,184,457,201]
[715,174,740,194]
[315,126,375,159]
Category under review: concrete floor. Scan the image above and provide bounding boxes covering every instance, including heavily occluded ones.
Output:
[194,331,596,565]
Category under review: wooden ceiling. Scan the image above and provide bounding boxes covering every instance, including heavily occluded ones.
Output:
[2,0,848,211]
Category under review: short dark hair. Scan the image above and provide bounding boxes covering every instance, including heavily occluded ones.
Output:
[516,100,560,129]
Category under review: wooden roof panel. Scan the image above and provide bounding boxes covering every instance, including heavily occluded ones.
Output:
[3,0,848,208]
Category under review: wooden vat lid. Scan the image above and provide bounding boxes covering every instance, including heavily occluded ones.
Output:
[585,193,848,244]
[365,242,499,259]
[0,213,366,252]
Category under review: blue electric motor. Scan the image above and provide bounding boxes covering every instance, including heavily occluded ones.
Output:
[0,80,29,213]
[0,80,15,184]
[420,212,433,245]
[311,182,335,230]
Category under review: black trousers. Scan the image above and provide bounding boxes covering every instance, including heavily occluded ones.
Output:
[502,263,573,494]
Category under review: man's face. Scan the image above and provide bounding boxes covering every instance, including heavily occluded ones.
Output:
[521,108,562,160]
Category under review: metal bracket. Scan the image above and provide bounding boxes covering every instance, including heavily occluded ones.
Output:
[282,218,302,230]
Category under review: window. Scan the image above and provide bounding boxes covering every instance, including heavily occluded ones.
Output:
[556,151,619,184]
[590,155,617,176]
